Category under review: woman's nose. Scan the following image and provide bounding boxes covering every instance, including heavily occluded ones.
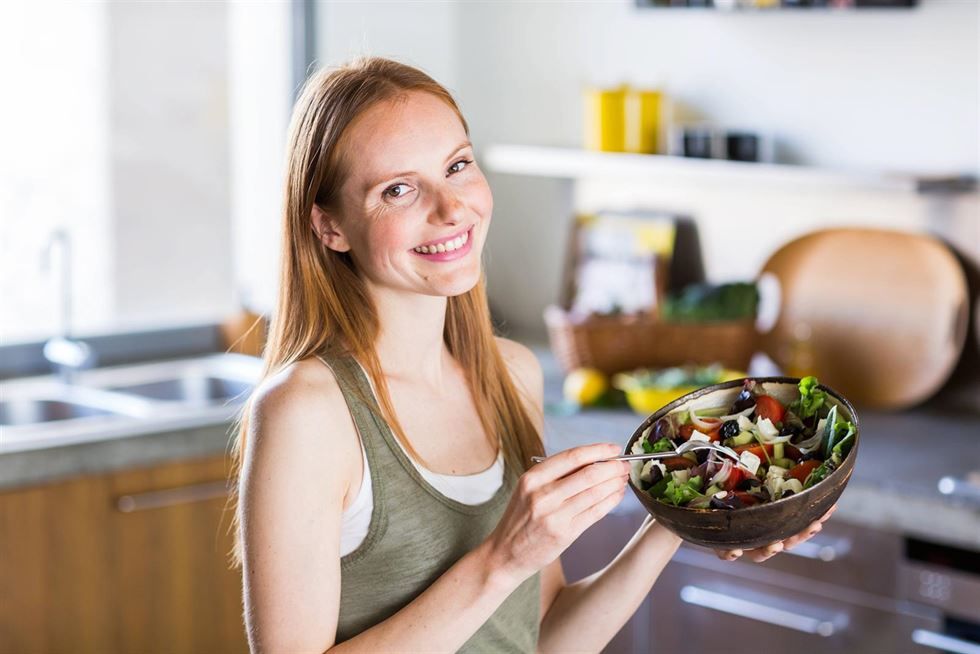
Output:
[431,185,465,225]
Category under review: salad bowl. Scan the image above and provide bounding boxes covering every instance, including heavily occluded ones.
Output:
[625,376,859,550]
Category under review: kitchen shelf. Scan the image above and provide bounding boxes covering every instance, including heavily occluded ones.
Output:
[482,143,928,194]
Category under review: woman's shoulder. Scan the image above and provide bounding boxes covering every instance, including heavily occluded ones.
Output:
[494,337,543,403]
[247,356,360,476]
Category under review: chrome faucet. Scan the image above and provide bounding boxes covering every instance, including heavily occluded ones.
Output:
[41,229,95,384]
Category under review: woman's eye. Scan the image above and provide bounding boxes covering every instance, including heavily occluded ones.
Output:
[384,183,412,199]
[448,159,473,175]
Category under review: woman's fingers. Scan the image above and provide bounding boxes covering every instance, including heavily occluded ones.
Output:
[570,482,628,533]
[527,443,621,490]
[560,468,629,517]
[718,515,829,561]
[549,459,629,506]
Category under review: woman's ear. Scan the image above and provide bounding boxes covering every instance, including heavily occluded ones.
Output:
[311,204,351,253]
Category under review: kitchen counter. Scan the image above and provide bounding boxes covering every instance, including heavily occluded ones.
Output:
[535,347,980,552]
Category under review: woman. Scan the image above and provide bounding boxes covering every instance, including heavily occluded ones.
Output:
[230,57,831,653]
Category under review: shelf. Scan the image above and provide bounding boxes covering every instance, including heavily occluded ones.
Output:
[482,144,924,194]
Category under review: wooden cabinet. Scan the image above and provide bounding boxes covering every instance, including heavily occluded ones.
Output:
[0,455,248,654]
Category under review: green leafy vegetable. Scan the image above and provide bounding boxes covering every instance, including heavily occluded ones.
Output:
[792,376,827,420]
[643,437,674,454]
[662,475,703,506]
[647,475,670,498]
[661,282,759,322]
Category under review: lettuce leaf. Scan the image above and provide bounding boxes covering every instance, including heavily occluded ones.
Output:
[791,376,828,421]
[643,437,674,454]
[662,475,703,506]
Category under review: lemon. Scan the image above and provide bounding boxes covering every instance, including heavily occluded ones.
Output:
[563,368,609,406]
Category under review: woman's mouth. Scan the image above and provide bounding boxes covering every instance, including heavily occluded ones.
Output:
[410,226,473,262]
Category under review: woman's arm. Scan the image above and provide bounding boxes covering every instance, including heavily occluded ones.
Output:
[241,356,628,654]
[538,516,681,653]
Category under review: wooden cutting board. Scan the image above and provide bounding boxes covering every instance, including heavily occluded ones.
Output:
[758,228,969,409]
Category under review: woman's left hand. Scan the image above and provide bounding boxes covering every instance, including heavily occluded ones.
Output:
[715,504,837,563]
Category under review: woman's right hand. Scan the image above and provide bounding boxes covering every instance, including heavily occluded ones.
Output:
[483,443,630,585]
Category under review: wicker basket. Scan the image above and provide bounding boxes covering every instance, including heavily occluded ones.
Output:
[544,305,757,375]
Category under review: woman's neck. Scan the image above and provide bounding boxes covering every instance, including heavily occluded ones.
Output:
[369,284,453,390]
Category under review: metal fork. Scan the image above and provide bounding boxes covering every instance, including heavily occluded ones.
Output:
[531,439,744,465]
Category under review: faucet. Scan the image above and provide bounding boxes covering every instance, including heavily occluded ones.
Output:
[41,228,96,384]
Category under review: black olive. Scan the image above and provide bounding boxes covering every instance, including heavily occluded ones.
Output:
[695,448,709,464]
[720,420,740,439]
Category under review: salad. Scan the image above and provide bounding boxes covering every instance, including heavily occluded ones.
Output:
[631,376,856,510]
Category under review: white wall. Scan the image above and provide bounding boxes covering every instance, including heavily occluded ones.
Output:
[316,1,458,92]
[451,0,980,337]
[457,0,978,174]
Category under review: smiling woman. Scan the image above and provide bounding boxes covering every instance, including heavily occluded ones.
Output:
[228,56,828,654]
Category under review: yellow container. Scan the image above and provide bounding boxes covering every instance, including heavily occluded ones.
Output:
[614,369,747,415]
[624,88,663,155]
[584,85,627,152]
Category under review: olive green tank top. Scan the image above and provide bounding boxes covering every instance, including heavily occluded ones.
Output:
[318,354,540,652]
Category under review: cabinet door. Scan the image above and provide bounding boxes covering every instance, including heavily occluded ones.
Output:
[107,455,248,654]
[648,560,943,654]
[0,473,115,654]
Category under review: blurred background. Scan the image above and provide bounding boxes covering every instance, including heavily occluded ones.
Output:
[1,1,978,653]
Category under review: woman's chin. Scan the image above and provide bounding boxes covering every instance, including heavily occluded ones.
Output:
[431,268,482,298]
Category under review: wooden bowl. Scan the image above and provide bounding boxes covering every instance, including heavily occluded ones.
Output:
[625,377,859,550]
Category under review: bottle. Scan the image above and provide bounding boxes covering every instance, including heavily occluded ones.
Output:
[584,84,627,152]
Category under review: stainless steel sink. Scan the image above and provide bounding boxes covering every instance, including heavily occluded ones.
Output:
[107,376,252,404]
[0,398,119,426]
[0,353,262,449]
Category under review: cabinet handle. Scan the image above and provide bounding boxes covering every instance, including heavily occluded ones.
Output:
[911,629,980,654]
[679,585,842,637]
[783,536,850,562]
[116,480,229,513]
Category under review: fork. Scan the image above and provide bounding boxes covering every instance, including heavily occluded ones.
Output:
[531,439,745,465]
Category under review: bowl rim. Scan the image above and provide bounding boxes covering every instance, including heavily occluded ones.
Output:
[625,375,860,515]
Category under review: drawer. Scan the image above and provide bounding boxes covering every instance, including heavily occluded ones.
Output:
[647,559,942,654]
[686,518,905,600]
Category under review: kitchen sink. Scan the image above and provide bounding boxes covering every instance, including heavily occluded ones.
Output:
[0,353,262,448]
[0,398,120,426]
[107,376,252,404]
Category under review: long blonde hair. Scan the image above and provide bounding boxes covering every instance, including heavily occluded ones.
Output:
[227,57,543,568]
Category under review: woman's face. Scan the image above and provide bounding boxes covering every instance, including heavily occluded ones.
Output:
[325,91,493,299]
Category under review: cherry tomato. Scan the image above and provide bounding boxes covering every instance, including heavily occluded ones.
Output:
[755,395,786,424]
[679,421,722,442]
[788,459,821,483]
[662,456,698,471]
[733,442,803,462]
[721,466,753,491]
[733,491,761,506]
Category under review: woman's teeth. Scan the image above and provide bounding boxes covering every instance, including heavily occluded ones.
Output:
[413,230,468,254]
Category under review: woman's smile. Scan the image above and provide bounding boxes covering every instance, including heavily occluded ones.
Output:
[410,225,474,262]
